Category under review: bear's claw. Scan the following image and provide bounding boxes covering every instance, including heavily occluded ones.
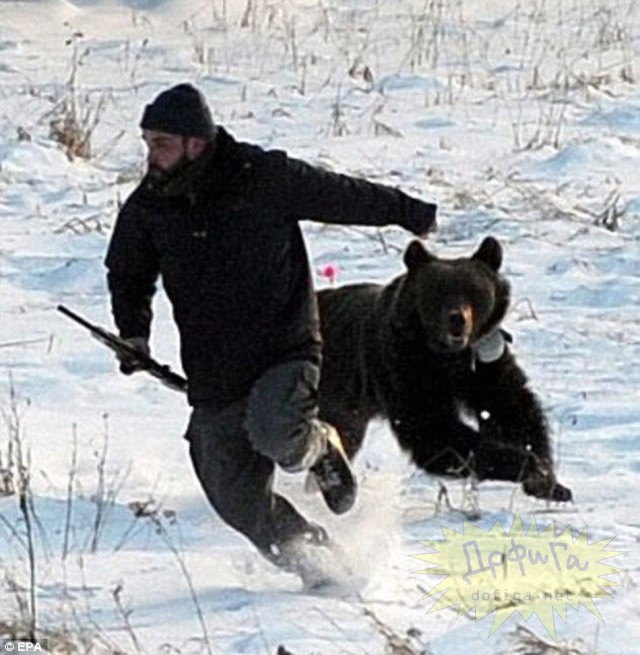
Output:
[523,476,573,502]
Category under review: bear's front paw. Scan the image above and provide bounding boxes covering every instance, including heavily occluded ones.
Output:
[523,475,572,502]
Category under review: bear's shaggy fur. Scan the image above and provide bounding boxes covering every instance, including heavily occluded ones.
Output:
[317,237,571,502]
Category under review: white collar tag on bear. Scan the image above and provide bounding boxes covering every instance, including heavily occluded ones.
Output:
[473,327,506,364]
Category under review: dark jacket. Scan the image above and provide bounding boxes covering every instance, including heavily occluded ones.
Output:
[105,128,437,406]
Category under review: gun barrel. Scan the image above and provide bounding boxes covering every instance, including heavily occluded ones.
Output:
[57,304,188,394]
[57,304,98,332]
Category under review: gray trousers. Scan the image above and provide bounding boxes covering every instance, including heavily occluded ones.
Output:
[185,360,327,558]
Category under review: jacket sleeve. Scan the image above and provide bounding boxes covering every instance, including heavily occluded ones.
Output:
[104,196,159,339]
[267,151,438,236]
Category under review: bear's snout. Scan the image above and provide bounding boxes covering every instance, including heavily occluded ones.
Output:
[444,305,473,349]
[448,309,467,336]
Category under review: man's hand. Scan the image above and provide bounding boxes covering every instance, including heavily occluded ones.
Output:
[117,337,151,375]
[405,202,438,238]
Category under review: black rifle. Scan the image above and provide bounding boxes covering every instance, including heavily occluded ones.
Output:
[57,305,188,393]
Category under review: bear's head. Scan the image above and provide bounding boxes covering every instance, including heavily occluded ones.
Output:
[394,236,511,355]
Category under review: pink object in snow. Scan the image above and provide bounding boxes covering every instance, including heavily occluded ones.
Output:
[319,263,339,285]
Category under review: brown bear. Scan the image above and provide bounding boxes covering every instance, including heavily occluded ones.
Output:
[316,236,572,502]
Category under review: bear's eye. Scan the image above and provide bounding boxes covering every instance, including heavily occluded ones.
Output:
[467,283,495,322]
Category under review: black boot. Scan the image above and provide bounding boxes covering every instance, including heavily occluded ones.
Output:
[310,425,357,515]
[265,527,360,593]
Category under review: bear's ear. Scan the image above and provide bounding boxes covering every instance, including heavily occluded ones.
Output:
[404,240,436,270]
[472,236,503,271]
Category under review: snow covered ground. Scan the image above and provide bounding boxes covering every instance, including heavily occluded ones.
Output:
[0,0,639,652]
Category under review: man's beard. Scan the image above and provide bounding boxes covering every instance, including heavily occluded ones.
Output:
[146,154,192,186]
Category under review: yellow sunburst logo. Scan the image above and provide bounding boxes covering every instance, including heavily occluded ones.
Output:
[413,513,623,640]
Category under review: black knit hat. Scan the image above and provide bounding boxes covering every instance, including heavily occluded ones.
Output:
[140,84,215,138]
